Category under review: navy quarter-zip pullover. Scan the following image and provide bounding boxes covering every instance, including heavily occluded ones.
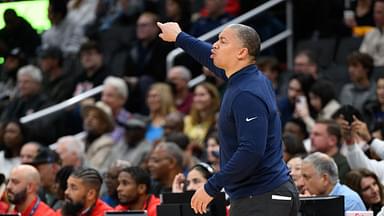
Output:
[176,32,290,200]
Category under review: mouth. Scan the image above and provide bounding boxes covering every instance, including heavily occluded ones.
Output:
[210,50,215,59]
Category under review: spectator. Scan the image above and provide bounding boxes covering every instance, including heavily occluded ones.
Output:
[205,131,220,172]
[163,0,192,33]
[0,48,27,105]
[277,73,314,127]
[339,51,375,113]
[346,168,384,215]
[256,56,283,97]
[124,12,174,113]
[0,120,28,178]
[166,66,194,114]
[52,165,75,210]
[147,142,184,197]
[66,0,97,28]
[81,101,115,171]
[360,0,384,66]
[38,46,75,104]
[343,0,375,37]
[282,132,307,163]
[293,50,319,80]
[73,41,108,96]
[363,75,384,131]
[295,79,341,132]
[6,165,55,216]
[163,112,185,138]
[283,118,310,145]
[184,82,220,147]
[190,0,234,37]
[310,120,351,183]
[19,142,41,164]
[59,167,113,215]
[172,162,214,192]
[301,152,366,211]
[28,147,62,208]
[0,9,40,57]
[42,0,85,56]
[102,160,131,207]
[287,156,309,196]
[115,166,160,216]
[145,83,177,144]
[0,65,47,123]
[108,117,151,166]
[54,136,85,167]
[101,76,132,143]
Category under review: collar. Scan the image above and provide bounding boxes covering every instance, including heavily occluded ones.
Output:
[80,202,95,216]
[227,64,258,84]
[329,182,341,196]
[19,197,39,216]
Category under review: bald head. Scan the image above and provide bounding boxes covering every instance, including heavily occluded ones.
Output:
[11,165,41,186]
[7,165,41,205]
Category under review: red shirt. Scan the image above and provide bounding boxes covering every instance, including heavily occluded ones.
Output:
[56,199,112,216]
[114,195,160,216]
[16,197,55,216]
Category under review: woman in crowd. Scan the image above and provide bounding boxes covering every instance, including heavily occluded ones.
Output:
[295,79,341,132]
[287,155,309,196]
[172,162,214,192]
[184,82,220,147]
[145,82,177,144]
[205,131,220,172]
[0,120,28,178]
[346,168,384,215]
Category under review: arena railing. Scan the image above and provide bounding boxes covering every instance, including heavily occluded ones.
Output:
[169,0,293,87]
[20,0,292,124]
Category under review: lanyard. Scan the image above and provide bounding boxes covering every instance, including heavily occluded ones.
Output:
[29,198,40,216]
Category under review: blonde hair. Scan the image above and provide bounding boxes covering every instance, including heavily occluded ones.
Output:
[190,82,220,126]
[148,83,176,117]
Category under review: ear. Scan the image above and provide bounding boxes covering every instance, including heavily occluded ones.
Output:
[86,188,97,201]
[328,135,338,147]
[137,184,147,195]
[26,182,35,193]
[237,47,249,60]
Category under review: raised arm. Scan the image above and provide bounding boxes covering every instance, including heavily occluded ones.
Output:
[157,22,226,80]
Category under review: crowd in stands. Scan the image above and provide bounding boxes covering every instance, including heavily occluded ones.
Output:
[0,0,384,215]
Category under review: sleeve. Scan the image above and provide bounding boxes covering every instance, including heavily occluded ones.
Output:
[204,92,269,196]
[346,144,384,182]
[175,32,227,81]
[370,138,384,160]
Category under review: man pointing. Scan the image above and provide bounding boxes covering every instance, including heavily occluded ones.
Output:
[157,22,299,216]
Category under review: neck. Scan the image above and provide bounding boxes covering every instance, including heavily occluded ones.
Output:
[225,61,254,78]
[130,194,149,210]
[326,146,339,157]
[17,195,36,213]
[325,183,337,195]
[83,199,97,212]
[356,78,370,88]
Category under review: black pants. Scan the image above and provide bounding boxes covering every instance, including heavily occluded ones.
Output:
[229,179,300,216]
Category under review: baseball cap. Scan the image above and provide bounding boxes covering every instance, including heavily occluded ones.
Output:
[28,146,61,165]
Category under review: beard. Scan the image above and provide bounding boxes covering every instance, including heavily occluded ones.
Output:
[61,197,85,216]
[7,188,27,205]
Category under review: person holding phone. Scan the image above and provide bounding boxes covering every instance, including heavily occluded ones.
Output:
[157,21,299,215]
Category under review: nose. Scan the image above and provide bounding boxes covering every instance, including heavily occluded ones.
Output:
[212,41,219,49]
